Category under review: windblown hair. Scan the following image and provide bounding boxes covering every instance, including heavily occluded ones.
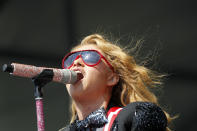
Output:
[69,34,172,131]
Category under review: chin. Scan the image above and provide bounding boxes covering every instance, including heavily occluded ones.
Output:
[68,83,84,95]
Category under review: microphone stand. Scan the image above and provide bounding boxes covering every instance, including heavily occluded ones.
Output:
[32,69,54,131]
[3,64,55,131]
[34,86,45,131]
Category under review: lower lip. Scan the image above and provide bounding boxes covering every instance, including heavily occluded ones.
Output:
[72,78,82,86]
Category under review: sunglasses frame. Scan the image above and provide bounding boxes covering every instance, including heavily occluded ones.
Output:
[62,49,114,71]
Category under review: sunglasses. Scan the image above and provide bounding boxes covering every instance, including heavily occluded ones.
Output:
[62,49,114,71]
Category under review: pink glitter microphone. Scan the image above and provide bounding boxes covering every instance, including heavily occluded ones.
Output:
[2,63,83,84]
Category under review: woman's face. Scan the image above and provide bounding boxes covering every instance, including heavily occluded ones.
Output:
[66,44,113,101]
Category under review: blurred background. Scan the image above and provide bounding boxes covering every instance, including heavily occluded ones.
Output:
[0,0,196,130]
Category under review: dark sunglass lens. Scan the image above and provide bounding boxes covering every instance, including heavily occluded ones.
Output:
[64,52,79,68]
[82,51,100,65]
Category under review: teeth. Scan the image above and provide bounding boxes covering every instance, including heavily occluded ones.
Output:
[75,70,82,74]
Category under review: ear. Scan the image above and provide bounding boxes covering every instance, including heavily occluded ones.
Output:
[107,72,119,87]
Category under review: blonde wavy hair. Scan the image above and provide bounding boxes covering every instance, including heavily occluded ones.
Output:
[69,34,172,131]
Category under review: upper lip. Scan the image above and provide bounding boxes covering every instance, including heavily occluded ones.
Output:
[72,68,84,75]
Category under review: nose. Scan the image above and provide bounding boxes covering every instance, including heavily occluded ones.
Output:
[72,55,84,67]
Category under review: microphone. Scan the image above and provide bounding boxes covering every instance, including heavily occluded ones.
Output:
[2,63,83,84]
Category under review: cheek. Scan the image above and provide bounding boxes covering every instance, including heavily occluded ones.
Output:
[86,68,105,82]
[85,65,108,87]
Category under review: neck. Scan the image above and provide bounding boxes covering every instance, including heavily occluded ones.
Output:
[73,96,109,120]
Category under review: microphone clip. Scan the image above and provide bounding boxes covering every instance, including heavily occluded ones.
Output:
[32,69,54,98]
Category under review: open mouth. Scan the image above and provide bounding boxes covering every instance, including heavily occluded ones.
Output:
[75,70,84,81]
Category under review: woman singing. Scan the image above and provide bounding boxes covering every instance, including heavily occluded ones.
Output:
[59,34,172,131]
